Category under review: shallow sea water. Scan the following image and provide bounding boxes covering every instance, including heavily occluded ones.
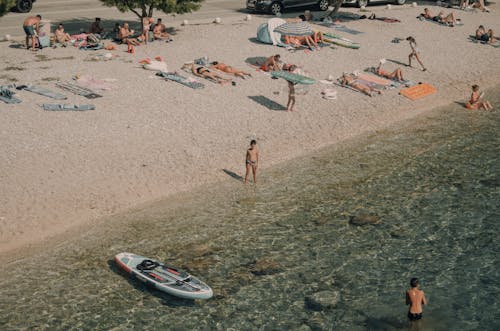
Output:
[1,88,499,330]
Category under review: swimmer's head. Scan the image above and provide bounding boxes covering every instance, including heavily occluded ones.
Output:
[410,278,419,288]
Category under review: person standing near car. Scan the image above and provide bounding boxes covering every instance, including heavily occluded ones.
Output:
[23,14,41,51]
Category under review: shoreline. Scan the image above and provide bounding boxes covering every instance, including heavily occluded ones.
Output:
[1,5,499,260]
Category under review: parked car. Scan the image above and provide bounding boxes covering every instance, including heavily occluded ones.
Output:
[343,0,406,8]
[13,0,36,13]
[246,0,330,15]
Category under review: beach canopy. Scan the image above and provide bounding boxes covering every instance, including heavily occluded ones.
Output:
[271,71,316,85]
[256,18,287,47]
[274,21,313,37]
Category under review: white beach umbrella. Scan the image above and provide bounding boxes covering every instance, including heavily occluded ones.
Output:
[273,21,313,37]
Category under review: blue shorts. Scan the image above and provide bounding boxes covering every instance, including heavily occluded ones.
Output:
[23,25,35,36]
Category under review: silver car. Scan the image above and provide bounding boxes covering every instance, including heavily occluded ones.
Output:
[246,0,331,15]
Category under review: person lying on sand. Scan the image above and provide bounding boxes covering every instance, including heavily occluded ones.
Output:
[153,18,172,41]
[54,23,71,44]
[285,35,319,50]
[339,73,382,97]
[376,61,405,82]
[119,23,141,45]
[466,84,493,110]
[210,62,251,79]
[190,64,232,84]
[421,8,460,26]
[261,54,282,72]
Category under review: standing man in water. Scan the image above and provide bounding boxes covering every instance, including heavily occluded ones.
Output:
[23,14,42,51]
[244,140,259,184]
[406,278,427,321]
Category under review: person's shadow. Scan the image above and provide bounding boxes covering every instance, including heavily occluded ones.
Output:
[222,169,243,182]
[248,95,287,111]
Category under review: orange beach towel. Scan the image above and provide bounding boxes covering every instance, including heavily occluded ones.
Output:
[400,83,437,100]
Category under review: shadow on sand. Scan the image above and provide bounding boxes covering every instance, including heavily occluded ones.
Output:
[248,95,286,111]
[222,169,243,182]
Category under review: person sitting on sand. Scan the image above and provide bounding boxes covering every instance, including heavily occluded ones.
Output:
[340,73,382,97]
[23,14,41,51]
[189,64,232,84]
[153,18,172,41]
[54,23,71,44]
[375,60,405,82]
[261,54,282,72]
[472,0,490,12]
[119,23,141,45]
[210,61,251,79]
[89,17,104,36]
[298,15,323,44]
[466,84,493,110]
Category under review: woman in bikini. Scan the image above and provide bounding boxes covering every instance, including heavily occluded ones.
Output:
[466,84,493,110]
[119,23,140,46]
[376,62,405,82]
[407,36,426,71]
[210,62,251,79]
[340,73,382,97]
[190,64,231,84]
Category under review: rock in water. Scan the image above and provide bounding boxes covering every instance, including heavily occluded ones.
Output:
[248,258,282,276]
[349,214,381,226]
[305,290,340,311]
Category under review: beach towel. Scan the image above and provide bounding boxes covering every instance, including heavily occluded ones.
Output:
[19,85,67,100]
[0,86,21,104]
[467,35,500,48]
[356,73,394,87]
[74,75,114,91]
[41,104,95,111]
[56,81,102,98]
[400,83,437,100]
[156,71,204,89]
[80,42,104,50]
[181,66,219,84]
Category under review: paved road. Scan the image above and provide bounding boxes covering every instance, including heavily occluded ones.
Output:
[0,0,247,37]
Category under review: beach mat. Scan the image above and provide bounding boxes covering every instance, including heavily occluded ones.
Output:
[417,16,464,27]
[356,73,393,87]
[364,67,416,87]
[20,85,67,100]
[467,35,500,48]
[41,104,95,111]
[56,82,102,99]
[156,71,204,89]
[400,83,437,100]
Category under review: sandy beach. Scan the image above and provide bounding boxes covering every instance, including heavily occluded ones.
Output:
[1,3,499,259]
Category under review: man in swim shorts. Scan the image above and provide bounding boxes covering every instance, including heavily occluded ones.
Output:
[244,140,259,184]
[406,278,427,322]
[23,15,42,51]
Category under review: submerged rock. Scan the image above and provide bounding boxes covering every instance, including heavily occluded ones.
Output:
[349,214,381,226]
[248,258,282,276]
[305,290,340,311]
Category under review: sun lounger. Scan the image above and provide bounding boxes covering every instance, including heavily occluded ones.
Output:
[18,85,67,100]
[0,86,22,104]
[56,82,102,98]
[41,104,95,111]
[156,71,205,89]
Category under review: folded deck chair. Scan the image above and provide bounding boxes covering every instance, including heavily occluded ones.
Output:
[41,104,95,111]
[19,85,67,100]
[56,82,102,99]
[0,86,22,104]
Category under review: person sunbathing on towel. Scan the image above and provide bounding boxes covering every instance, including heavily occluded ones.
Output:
[376,61,405,82]
[210,61,251,79]
[285,35,319,50]
[340,73,382,97]
[261,54,282,71]
[190,64,232,84]
[421,8,459,26]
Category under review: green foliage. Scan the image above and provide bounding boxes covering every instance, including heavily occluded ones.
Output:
[0,0,16,17]
[99,0,203,19]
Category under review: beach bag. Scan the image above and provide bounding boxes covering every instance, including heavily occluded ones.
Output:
[87,33,100,44]
[38,36,50,48]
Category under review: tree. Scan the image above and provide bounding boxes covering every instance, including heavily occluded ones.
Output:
[99,0,204,22]
[0,0,16,17]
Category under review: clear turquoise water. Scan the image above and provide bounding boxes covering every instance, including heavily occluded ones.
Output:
[0,88,499,330]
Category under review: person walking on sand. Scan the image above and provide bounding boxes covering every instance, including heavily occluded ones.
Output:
[466,85,493,110]
[406,278,427,322]
[406,36,426,71]
[244,140,259,184]
[23,14,41,51]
